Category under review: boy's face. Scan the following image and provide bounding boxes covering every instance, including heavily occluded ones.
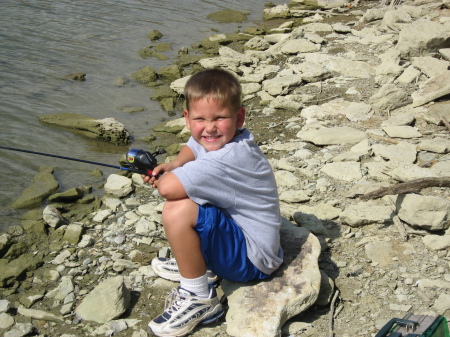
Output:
[184,97,245,152]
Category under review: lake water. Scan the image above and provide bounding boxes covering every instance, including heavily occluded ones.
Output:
[0,0,284,231]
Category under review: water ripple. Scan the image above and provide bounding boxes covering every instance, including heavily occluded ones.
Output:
[0,0,285,229]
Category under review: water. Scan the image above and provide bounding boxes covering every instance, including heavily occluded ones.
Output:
[0,0,285,231]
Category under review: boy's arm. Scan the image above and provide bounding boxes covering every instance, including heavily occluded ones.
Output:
[165,145,195,169]
[152,145,195,200]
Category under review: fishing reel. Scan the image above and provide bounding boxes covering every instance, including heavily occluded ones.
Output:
[124,148,166,176]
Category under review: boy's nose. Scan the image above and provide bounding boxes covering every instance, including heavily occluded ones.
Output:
[205,122,216,132]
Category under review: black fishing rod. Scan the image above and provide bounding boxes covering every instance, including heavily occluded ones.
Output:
[0,145,164,176]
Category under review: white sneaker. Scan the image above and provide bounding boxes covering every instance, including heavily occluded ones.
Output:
[148,286,223,337]
[151,258,221,285]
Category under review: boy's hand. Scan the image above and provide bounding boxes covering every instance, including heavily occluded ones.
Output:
[141,145,194,191]
[141,162,171,188]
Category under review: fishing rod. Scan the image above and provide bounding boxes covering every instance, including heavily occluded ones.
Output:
[0,145,165,176]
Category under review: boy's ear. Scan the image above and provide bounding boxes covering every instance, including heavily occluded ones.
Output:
[236,106,246,129]
[183,109,191,130]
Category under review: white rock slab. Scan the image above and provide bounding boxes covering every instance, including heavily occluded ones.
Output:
[297,126,367,145]
[372,142,417,164]
[411,71,450,107]
[222,219,321,337]
[75,276,131,324]
[104,174,133,198]
[411,56,450,78]
[320,162,363,181]
[340,202,394,227]
[422,234,450,251]
[396,194,450,231]
[382,126,422,138]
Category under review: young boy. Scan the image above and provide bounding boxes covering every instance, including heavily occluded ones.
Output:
[144,68,283,337]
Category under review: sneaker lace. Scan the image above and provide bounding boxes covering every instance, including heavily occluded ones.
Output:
[164,288,186,312]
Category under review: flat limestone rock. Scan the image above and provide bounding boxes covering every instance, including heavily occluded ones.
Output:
[411,71,450,107]
[39,112,130,145]
[222,219,321,337]
[297,126,367,145]
[75,276,130,324]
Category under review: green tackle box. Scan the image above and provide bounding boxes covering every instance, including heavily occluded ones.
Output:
[375,314,450,337]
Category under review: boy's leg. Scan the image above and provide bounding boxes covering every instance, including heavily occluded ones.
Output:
[148,198,223,337]
[162,198,206,278]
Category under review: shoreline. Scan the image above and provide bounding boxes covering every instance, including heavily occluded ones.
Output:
[2,1,450,336]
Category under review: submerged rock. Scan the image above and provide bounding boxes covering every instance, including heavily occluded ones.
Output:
[207,9,248,23]
[0,254,43,287]
[11,167,59,209]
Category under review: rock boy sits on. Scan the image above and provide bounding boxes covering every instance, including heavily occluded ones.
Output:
[143,68,283,337]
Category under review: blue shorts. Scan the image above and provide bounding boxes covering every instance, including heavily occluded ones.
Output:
[194,204,269,283]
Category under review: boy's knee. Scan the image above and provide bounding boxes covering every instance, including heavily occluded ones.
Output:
[162,198,198,227]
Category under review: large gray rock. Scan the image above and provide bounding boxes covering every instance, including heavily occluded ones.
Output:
[38,113,131,145]
[424,101,450,125]
[340,202,394,227]
[418,138,450,154]
[244,36,270,51]
[280,39,320,55]
[262,74,303,96]
[222,219,321,337]
[104,174,134,198]
[288,62,332,83]
[382,126,422,139]
[396,19,450,57]
[430,161,450,178]
[395,194,450,231]
[411,56,450,78]
[75,276,131,323]
[218,46,253,65]
[411,71,450,107]
[301,99,372,121]
[297,126,367,145]
[372,142,417,164]
[382,161,438,182]
[422,234,450,251]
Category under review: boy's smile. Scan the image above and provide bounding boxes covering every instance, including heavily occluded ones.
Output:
[184,97,245,152]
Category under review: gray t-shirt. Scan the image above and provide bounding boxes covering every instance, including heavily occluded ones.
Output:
[172,128,283,275]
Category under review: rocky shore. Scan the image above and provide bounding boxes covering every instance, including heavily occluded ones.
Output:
[1,0,450,336]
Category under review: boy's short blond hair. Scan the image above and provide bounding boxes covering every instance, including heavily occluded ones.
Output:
[184,68,242,112]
